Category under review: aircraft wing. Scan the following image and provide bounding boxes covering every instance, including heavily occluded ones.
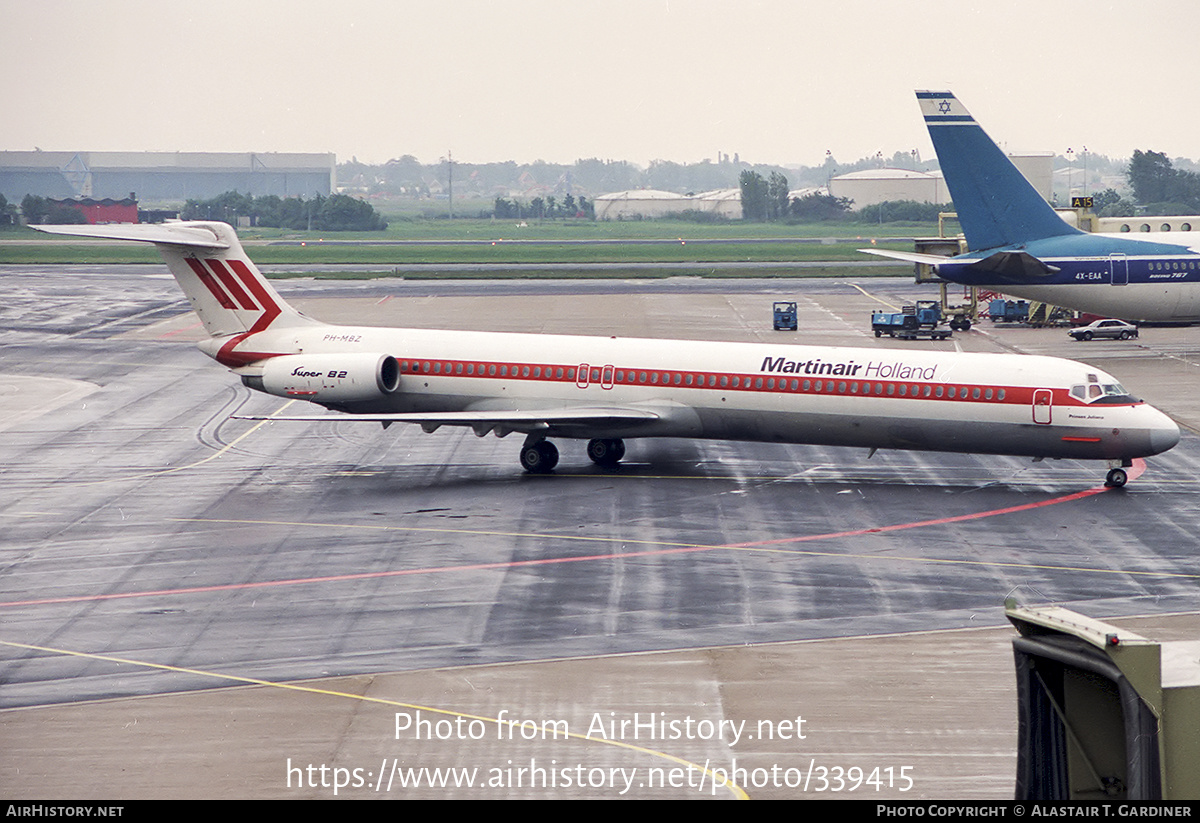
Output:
[861,247,1060,278]
[235,406,662,438]
[962,250,1060,278]
[33,223,230,250]
[858,248,957,266]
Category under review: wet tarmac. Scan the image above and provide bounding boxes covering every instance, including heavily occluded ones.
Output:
[2,267,1198,798]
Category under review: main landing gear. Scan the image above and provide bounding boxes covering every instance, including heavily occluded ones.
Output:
[519,437,626,473]
[519,439,559,473]
[586,438,626,467]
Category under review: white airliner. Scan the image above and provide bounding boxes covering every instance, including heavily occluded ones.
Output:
[35,220,1178,486]
[864,91,1200,323]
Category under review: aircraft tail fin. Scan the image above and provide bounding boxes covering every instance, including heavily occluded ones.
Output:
[34,221,315,338]
[917,91,1081,251]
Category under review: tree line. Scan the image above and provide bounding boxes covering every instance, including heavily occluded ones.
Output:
[181,192,387,230]
[492,193,594,220]
[737,170,858,222]
[18,195,88,224]
[1125,150,1200,214]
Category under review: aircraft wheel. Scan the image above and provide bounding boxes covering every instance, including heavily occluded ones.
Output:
[960,319,972,331]
[1105,468,1128,488]
[587,438,625,466]
[521,441,559,473]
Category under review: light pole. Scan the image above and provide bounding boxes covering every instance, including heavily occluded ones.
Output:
[1082,145,1088,196]
[443,150,453,220]
[1066,147,1074,198]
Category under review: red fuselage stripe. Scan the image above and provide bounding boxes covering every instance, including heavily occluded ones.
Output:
[394,357,1128,411]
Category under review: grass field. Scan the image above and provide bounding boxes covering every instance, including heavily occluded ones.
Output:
[0,218,937,275]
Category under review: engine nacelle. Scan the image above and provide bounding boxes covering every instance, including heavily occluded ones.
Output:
[246,353,400,403]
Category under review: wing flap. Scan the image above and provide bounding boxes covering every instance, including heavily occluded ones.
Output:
[234,406,661,438]
[861,247,1060,279]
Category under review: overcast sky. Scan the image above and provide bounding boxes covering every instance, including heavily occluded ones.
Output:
[3,1,1198,168]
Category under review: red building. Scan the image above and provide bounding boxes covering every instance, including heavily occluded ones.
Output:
[50,197,138,224]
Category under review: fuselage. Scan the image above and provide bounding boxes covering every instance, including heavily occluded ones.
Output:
[225,322,1181,462]
[31,218,1181,479]
[911,89,1200,325]
[935,232,1200,323]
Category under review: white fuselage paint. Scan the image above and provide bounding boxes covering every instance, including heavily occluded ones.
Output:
[226,322,1180,462]
[32,220,1181,471]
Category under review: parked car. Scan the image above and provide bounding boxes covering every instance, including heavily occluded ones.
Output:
[1068,318,1138,341]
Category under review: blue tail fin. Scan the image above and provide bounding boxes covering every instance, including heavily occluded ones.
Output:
[917,91,1081,251]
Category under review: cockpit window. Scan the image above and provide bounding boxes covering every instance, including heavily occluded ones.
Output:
[1071,382,1139,404]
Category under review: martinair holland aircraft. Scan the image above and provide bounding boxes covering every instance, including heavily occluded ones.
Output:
[863,91,1200,324]
[36,215,1178,487]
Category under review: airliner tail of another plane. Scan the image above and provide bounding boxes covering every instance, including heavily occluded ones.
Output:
[916,90,1082,251]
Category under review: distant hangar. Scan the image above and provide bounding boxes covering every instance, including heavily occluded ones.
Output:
[592,153,1052,219]
[592,188,743,220]
[828,154,1053,209]
[0,151,336,202]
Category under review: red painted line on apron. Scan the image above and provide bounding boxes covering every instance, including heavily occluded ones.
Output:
[0,460,1144,609]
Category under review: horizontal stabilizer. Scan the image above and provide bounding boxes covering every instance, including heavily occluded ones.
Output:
[35,220,309,339]
[33,223,229,250]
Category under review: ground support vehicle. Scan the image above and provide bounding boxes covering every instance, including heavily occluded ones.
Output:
[773,301,798,331]
[945,311,973,332]
[988,299,1029,323]
[872,301,953,340]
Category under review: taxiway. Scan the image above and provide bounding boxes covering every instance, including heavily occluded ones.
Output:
[2,268,1198,798]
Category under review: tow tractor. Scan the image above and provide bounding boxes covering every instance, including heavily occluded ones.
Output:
[871,300,954,340]
[772,301,798,331]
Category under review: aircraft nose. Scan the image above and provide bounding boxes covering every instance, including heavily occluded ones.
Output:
[1149,413,1181,455]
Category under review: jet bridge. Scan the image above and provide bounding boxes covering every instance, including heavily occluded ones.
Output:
[1006,601,1200,800]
